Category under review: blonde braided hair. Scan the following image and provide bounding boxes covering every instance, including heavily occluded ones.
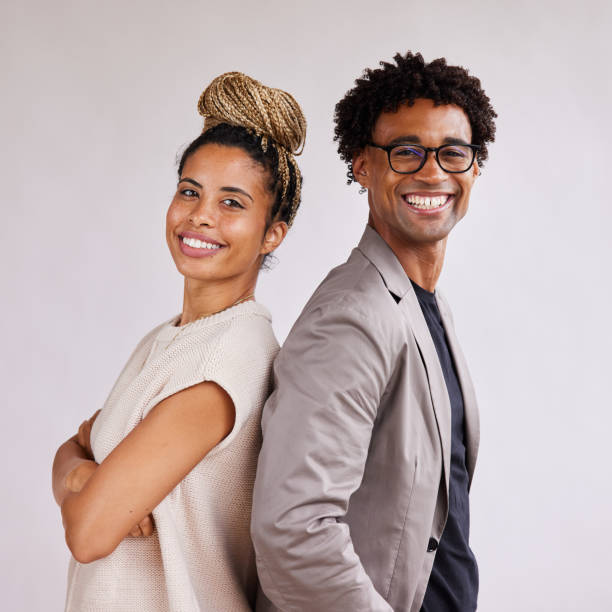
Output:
[197,72,306,227]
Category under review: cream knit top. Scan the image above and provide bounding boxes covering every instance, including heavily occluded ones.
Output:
[64,301,279,612]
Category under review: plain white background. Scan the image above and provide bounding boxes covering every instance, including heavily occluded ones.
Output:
[2,0,611,609]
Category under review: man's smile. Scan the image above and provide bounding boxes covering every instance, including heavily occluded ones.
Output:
[401,192,455,213]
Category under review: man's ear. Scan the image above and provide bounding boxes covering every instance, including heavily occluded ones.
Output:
[472,155,480,178]
[352,151,370,190]
[260,221,288,255]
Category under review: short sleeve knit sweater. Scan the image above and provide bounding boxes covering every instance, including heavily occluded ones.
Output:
[64,301,279,612]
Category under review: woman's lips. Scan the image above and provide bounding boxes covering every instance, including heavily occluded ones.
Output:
[178,235,225,258]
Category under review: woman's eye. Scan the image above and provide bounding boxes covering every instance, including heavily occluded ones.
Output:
[222,198,244,209]
[180,188,198,197]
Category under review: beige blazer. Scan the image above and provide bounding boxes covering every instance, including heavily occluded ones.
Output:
[251,225,480,612]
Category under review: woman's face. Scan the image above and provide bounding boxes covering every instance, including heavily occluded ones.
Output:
[166,144,287,286]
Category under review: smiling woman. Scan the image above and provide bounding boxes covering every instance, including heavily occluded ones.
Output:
[51,72,306,612]
[167,140,288,302]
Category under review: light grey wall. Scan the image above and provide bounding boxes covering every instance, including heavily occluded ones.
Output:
[2,0,611,609]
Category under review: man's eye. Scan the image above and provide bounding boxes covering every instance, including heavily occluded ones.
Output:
[441,147,469,158]
[394,147,423,158]
[222,198,244,209]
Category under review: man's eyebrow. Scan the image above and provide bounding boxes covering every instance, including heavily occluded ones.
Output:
[220,186,253,202]
[442,137,471,146]
[387,135,471,146]
[388,135,422,146]
[178,177,203,188]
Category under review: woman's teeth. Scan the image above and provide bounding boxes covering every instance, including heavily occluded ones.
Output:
[182,237,221,250]
[404,195,449,209]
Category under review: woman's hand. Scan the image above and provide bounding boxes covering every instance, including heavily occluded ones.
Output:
[77,409,101,459]
[65,460,98,493]
[128,514,155,537]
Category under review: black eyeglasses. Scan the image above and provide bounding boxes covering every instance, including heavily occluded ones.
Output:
[367,142,480,174]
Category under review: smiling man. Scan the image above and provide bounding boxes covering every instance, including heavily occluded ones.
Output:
[251,52,497,612]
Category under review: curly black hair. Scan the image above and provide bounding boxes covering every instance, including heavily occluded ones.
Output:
[334,51,497,183]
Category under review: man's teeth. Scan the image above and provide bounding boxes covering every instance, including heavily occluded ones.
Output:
[182,237,221,249]
[405,195,449,209]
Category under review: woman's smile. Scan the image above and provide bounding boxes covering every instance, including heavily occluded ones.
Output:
[178,230,226,258]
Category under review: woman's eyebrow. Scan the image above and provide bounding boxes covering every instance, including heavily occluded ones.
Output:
[178,177,203,188]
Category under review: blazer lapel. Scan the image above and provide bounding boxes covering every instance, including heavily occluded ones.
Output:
[435,290,480,488]
[357,225,452,499]
[401,290,452,498]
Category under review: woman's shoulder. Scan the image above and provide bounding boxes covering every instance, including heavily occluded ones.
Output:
[184,302,279,438]
[214,302,279,373]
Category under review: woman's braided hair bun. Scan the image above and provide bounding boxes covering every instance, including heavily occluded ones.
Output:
[198,71,306,154]
[197,72,306,226]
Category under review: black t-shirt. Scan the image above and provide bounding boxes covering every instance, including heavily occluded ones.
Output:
[410,281,479,612]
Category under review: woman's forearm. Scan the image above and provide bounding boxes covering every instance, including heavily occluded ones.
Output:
[58,381,234,563]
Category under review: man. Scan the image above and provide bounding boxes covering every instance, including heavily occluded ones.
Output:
[251,51,497,611]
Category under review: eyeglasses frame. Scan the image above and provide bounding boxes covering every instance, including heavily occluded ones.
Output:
[367,142,481,174]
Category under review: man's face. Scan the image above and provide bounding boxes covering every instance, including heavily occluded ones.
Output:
[353,98,478,250]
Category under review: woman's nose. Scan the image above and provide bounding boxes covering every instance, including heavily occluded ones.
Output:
[188,198,216,227]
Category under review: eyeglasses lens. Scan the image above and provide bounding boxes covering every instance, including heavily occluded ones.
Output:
[389,146,425,173]
[390,145,473,173]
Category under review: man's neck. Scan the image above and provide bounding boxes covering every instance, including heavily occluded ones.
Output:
[367,221,447,292]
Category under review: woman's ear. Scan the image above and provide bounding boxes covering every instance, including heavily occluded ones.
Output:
[260,221,288,255]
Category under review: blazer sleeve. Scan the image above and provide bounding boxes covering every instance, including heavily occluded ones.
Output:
[251,301,394,612]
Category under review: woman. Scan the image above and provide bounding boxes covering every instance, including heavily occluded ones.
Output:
[52,71,306,611]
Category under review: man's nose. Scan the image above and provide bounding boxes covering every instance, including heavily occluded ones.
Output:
[416,152,447,183]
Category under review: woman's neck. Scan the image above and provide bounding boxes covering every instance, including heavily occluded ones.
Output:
[179,277,257,326]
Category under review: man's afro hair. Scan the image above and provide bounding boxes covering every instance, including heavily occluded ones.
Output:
[334,51,497,183]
